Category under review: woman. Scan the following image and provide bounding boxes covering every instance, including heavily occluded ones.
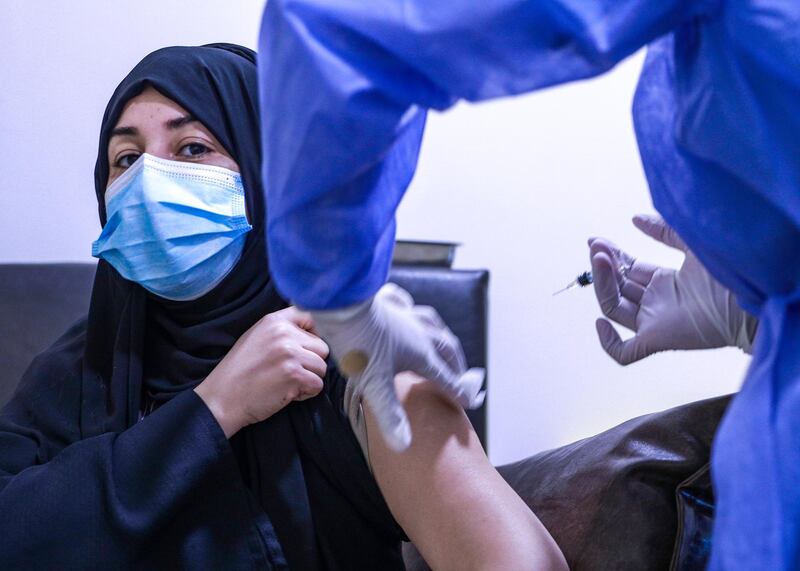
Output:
[0,44,566,570]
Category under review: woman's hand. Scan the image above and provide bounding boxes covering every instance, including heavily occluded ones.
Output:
[589,214,757,366]
[195,307,329,438]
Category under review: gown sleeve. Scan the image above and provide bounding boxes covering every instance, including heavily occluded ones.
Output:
[0,351,250,568]
[258,0,717,309]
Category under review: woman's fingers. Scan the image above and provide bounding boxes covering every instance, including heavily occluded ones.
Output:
[299,348,328,378]
[276,306,318,332]
[297,328,330,359]
[279,313,330,385]
[292,366,325,401]
[591,251,639,331]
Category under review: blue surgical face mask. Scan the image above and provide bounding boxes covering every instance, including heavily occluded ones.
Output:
[92,153,253,301]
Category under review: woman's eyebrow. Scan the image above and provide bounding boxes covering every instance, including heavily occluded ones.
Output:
[110,126,138,138]
[166,115,198,130]
[109,116,197,139]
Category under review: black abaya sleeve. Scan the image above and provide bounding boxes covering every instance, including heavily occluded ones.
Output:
[0,325,273,570]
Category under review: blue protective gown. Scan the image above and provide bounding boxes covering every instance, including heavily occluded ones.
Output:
[258,1,800,568]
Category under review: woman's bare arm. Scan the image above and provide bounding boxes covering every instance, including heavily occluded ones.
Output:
[364,373,568,571]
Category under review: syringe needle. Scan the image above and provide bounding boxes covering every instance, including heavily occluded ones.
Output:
[552,281,577,296]
[553,271,594,296]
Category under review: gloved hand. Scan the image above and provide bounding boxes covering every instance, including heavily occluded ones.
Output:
[589,214,758,365]
[310,283,485,451]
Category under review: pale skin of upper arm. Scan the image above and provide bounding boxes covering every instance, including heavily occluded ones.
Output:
[363,373,569,571]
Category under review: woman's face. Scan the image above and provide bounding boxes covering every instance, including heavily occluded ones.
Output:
[106,86,239,187]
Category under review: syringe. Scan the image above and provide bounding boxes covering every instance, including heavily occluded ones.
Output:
[553,263,630,296]
[552,271,593,295]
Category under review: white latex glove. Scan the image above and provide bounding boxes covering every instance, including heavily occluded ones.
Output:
[310,283,486,451]
[589,214,758,365]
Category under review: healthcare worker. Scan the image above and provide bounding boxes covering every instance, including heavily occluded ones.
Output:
[258,2,800,569]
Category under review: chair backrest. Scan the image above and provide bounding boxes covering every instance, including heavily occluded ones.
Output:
[0,263,489,447]
[0,263,97,407]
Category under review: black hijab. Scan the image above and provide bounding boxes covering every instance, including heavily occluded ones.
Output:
[88,43,278,424]
[3,44,405,570]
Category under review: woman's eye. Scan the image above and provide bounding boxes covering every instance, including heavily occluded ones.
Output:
[179,142,210,158]
[114,153,140,169]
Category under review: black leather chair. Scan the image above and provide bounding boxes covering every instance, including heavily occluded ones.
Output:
[0,263,489,447]
[0,263,97,408]
[0,262,721,570]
